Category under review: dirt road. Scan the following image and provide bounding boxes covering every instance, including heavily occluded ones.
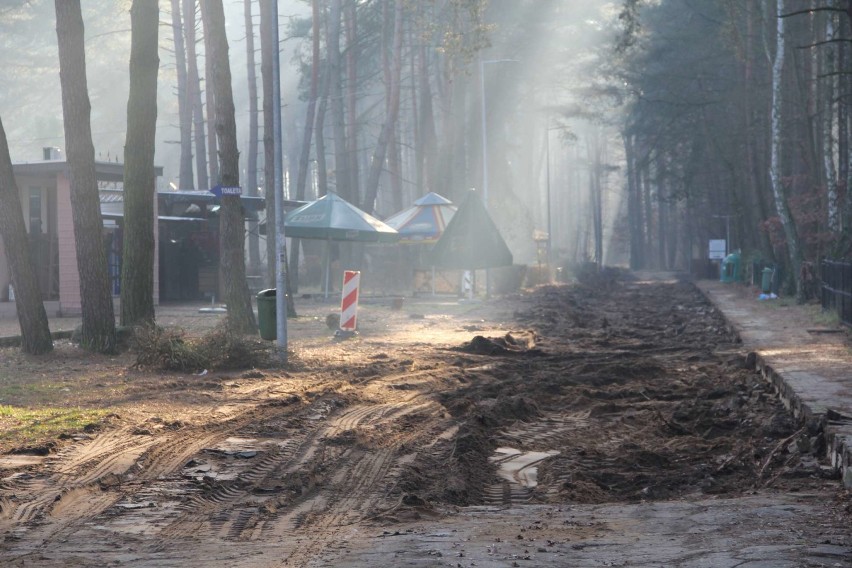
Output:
[0,273,850,566]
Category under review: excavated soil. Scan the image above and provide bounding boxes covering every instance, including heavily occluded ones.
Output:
[0,273,848,566]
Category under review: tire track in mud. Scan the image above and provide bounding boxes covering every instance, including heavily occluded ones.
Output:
[42,385,438,567]
[0,396,306,561]
[139,381,440,567]
[157,422,321,540]
[268,396,449,567]
[0,428,159,529]
[482,411,588,505]
[124,381,446,553]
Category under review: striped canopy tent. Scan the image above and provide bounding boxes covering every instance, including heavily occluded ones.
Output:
[385,192,458,295]
[384,192,457,244]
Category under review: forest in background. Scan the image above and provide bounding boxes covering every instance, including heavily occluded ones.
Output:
[1,0,850,301]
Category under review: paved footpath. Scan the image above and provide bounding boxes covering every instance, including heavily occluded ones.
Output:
[697,279,852,488]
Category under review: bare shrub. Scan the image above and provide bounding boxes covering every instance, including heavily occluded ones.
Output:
[133,320,271,372]
[199,320,271,370]
[132,324,209,372]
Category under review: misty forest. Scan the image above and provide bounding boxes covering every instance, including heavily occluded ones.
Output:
[3,2,852,565]
[1,0,851,340]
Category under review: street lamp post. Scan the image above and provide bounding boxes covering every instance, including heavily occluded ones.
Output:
[545,126,552,272]
[271,0,288,362]
[479,57,518,297]
[712,214,735,257]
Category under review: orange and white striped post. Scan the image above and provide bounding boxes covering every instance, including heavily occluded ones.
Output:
[339,270,361,332]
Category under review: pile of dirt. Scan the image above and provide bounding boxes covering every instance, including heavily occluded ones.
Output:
[0,276,843,566]
[457,330,541,356]
[394,277,833,508]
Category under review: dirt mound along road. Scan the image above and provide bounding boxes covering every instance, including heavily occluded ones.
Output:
[0,277,849,567]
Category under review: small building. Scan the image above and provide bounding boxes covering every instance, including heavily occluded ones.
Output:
[1,150,283,314]
[100,188,269,303]
[0,153,163,316]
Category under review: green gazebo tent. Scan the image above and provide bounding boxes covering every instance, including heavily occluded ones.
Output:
[285,192,398,297]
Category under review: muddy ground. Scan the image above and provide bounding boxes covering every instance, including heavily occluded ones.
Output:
[0,272,850,567]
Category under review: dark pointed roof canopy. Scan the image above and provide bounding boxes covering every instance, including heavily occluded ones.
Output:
[429,189,512,269]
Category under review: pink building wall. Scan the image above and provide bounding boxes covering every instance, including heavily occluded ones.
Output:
[56,172,159,316]
[56,173,80,314]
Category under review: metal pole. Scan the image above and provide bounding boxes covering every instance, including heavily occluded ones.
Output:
[725,216,731,256]
[479,58,490,298]
[545,126,552,274]
[271,0,288,362]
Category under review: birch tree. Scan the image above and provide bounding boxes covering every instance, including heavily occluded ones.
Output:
[768,0,804,298]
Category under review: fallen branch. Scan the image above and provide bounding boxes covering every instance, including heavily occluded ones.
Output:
[756,426,806,481]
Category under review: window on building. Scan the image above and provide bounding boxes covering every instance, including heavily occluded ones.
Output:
[29,188,42,235]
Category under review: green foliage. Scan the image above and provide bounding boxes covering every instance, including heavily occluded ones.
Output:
[615,0,642,53]
[0,405,110,446]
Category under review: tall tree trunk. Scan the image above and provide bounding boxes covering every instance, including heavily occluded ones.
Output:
[625,132,643,269]
[409,20,420,199]
[418,36,437,195]
[344,0,360,207]
[657,153,668,270]
[845,10,852,232]
[0,117,53,354]
[185,0,209,191]
[384,2,403,213]
[450,74,468,203]
[316,66,330,197]
[824,1,840,232]
[55,0,116,353]
[260,0,276,289]
[202,0,257,334]
[592,136,603,267]
[769,0,804,298]
[744,2,776,261]
[170,0,193,188]
[640,153,653,265]
[245,0,260,272]
[121,0,159,328]
[838,19,848,231]
[201,4,219,185]
[388,125,403,214]
[363,0,404,214]
[290,0,322,290]
[327,0,349,203]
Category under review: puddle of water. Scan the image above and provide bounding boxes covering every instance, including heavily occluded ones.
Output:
[489,447,560,488]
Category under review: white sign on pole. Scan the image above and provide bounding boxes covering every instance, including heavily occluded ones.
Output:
[709,239,726,260]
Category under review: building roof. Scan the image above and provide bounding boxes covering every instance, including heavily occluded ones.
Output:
[12,159,164,182]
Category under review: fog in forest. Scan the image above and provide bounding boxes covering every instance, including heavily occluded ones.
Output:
[0,0,626,275]
[5,0,851,302]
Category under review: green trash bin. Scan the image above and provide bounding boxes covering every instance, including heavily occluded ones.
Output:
[720,251,741,283]
[761,267,774,293]
[257,288,277,340]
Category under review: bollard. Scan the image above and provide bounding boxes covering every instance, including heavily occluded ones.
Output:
[462,270,473,299]
[339,270,361,333]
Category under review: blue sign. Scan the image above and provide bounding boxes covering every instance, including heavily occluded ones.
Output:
[210,184,242,197]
